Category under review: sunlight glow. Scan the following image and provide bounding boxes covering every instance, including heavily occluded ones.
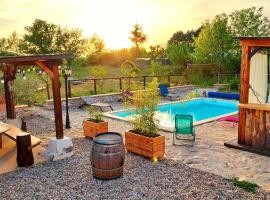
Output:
[0,0,269,49]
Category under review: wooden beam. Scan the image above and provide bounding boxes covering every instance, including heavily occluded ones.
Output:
[51,65,64,139]
[240,39,270,47]
[239,45,251,104]
[3,66,16,119]
[238,45,251,145]
[35,61,54,79]
[0,54,72,64]
[238,103,270,111]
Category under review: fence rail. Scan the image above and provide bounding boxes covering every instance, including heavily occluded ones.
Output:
[69,75,185,96]
[67,73,241,97]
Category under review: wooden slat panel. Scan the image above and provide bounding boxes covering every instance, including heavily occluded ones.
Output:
[238,108,246,144]
[265,112,270,150]
[244,109,252,145]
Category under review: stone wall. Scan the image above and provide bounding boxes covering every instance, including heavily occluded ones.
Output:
[44,85,196,110]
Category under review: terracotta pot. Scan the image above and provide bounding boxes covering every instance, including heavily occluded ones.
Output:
[125,131,165,160]
[83,119,108,138]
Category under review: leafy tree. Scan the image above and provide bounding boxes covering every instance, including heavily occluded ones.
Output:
[0,31,21,55]
[86,34,105,55]
[129,23,147,48]
[166,42,193,66]
[55,27,86,57]
[149,45,165,59]
[193,14,239,76]
[20,19,85,56]
[19,19,86,99]
[230,7,270,36]
[167,27,202,45]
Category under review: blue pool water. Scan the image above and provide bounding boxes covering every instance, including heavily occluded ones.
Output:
[111,98,238,125]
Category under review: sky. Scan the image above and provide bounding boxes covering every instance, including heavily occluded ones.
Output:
[0,0,270,49]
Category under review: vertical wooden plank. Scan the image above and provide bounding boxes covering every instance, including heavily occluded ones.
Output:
[51,65,64,139]
[252,110,266,149]
[239,45,251,103]
[238,108,246,144]
[238,45,251,145]
[3,66,16,119]
[244,109,252,145]
[265,111,270,150]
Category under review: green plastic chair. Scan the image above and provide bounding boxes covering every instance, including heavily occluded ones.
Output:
[174,114,195,146]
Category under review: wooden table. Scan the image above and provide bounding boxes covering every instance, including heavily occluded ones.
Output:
[0,122,40,149]
[0,122,9,148]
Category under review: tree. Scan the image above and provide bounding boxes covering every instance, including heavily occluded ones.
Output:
[167,27,202,45]
[193,14,239,76]
[20,19,85,56]
[230,7,270,37]
[149,45,165,59]
[129,23,147,48]
[166,42,192,66]
[20,19,86,99]
[0,31,21,54]
[86,34,105,55]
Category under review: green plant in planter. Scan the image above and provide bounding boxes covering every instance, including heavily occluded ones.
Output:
[88,106,103,123]
[130,78,160,137]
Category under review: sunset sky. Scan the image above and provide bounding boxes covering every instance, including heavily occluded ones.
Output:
[0,0,270,49]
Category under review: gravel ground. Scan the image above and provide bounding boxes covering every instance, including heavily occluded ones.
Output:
[22,114,55,135]
[0,137,269,200]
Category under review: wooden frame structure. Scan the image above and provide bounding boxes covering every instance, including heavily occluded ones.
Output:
[0,54,72,139]
[237,37,270,151]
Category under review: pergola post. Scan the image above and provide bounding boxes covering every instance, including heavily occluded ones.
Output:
[51,65,64,139]
[0,54,73,161]
[238,45,251,144]
[3,66,16,119]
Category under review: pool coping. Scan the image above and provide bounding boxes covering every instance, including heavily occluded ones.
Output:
[103,98,239,133]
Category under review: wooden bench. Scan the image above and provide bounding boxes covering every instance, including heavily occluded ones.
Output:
[0,123,41,149]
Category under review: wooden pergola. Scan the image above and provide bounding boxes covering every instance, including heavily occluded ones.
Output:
[0,54,72,139]
[225,37,270,154]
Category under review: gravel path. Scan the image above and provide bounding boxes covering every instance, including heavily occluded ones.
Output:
[0,138,269,200]
[22,114,55,135]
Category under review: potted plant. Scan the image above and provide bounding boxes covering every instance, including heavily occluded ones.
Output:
[125,78,165,161]
[83,106,108,138]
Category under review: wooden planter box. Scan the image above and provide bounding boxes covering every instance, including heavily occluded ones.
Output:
[125,131,165,160]
[83,119,108,138]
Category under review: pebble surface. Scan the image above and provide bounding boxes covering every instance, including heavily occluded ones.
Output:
[0,137,269,200]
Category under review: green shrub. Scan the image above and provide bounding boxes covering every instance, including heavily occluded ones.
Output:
[230,177,258,193]
[130,78,160,137]
[13,74,43,106]
[228,77,240,91]
[88,106,103,122]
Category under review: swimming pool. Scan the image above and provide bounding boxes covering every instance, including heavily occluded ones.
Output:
[105,98,238,130]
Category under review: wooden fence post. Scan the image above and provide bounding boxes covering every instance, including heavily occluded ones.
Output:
[119,78,122,91]
[94,79,97,95]
[143,76,146,89]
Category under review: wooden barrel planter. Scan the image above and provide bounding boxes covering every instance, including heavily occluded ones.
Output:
[91,132,125,180]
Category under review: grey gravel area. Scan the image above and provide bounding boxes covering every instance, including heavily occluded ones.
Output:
[22,114,55,135]
[0,138,269,200]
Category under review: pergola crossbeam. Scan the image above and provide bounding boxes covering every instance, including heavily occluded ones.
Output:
[35,61,55,79]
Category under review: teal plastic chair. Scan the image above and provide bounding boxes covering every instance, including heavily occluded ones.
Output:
[174,114,195,146]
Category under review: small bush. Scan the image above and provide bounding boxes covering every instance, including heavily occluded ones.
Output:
[230,177,258,193]
[228,77,239,91]
[88,106,103,122]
